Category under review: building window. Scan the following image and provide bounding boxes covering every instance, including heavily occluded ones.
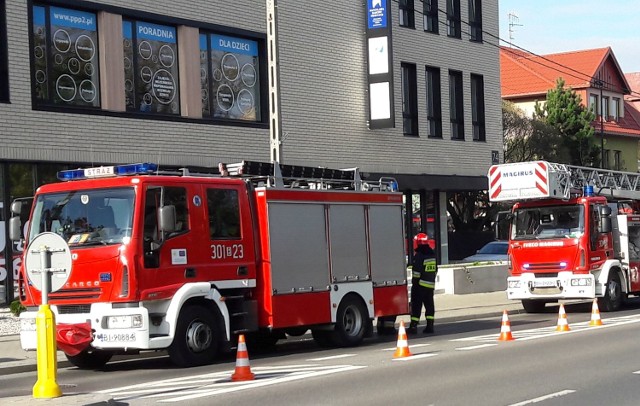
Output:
[31,5,101,108]
[603,149,610,169]
[123,19,180,115]
[602,96,610,119]
[446,0,461,38]
[0,0,8,102]
[399,0,415,28]
[613,97,620,120]
[423,0,439,33]
[471,74,485,141]
[589,93,599,114]
[449,70,464,140]
[401,63,418,136]
[200,33,261,122]
[614,150,621,170]
[469,0,482,42]
[425,66,442,138]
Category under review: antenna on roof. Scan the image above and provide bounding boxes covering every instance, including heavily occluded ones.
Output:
[508,12,523,45]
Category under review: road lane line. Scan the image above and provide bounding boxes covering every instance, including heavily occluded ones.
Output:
[307,354,357,361]
[455,344,497,351]
[383,343,431,351]
[508,389,576,406]
[158,365,366,402]
[391,353,437,361]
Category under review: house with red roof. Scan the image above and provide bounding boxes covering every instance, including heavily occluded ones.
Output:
[501,46,640,172]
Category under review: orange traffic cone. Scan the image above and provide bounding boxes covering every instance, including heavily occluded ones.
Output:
[231,334,255,381]
[393,321,412,358]
[589,299,604,327]
[497,310,515,341]
[556,303,570,332]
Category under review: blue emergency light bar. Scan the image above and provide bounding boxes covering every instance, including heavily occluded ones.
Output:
[57,163,158,181]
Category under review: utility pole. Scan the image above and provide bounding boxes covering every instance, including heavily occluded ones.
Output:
[593,78,606,168]
[266,0,283,163]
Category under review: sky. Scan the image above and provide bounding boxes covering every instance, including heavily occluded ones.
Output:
[498,0,640,73]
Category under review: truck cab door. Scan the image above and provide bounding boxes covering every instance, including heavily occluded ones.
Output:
[201,185,256,283]
[141,185,195,281]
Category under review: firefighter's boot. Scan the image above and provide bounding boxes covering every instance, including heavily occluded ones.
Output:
[423,319,434,334]
[407,321,418,335]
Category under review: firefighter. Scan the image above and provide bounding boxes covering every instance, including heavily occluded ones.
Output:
[408,233,437,334]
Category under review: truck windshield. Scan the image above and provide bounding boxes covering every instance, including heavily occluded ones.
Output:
[29,187,135,246]
[511,205,584,240]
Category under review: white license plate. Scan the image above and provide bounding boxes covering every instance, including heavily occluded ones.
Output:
[534,280,557,287]
[95,333,136,342]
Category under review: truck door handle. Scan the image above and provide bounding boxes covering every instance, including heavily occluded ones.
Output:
[237,266,248,276]
[184,268,196,278]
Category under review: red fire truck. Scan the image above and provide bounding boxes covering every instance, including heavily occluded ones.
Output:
[488,160,640,313]
[12,161,408,368]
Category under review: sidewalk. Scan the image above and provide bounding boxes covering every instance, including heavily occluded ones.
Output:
[0,291,521,377]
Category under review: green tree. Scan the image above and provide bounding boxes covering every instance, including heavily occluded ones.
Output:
[503,101,565,163]
[533,78,599,166]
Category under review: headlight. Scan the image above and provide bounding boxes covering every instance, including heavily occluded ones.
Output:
[106,314,143,329]
[570,278,592,287]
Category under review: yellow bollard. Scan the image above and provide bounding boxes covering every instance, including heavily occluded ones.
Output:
[32,304,62,399]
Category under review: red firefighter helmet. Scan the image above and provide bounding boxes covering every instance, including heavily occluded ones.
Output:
[413,233,430,246]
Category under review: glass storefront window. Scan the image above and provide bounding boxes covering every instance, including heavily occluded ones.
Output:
[31,5,101,107]
[201,32,261,122]
[123,19,180,115]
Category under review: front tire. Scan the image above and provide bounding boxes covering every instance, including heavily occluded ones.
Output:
[598,271,623,312]
[65,349,114,369]
[169,304,220,367]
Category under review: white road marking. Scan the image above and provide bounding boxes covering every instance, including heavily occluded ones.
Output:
[508,389,576,405]
[159,365,365,402]
[307,353,357,361]
[455,343,497,351]
[101,364,365,403]
[452,314,640,343]
[391,353,437,361]
[383,343,431,351]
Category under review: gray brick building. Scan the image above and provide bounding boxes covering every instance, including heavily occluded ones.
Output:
[0,0,501,302]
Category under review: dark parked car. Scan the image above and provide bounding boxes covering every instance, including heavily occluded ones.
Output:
[462,241,509,262]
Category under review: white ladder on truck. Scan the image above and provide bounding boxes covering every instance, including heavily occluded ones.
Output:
[549,162,640,200]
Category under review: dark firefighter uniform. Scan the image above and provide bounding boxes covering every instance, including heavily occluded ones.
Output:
[408,233,437,334]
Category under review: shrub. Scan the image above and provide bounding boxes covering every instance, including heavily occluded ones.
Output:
[10,299,25,317]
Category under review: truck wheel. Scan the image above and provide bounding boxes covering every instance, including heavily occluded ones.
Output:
[169,305,219,367]
[521,299,546,313]
[331,295,368,347]
[65,349,114,369]
[598,272,623,312]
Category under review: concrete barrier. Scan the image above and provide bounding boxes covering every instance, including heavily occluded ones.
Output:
[435,263,508,295]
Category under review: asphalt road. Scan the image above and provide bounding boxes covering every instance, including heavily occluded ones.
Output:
[3,301,640,405]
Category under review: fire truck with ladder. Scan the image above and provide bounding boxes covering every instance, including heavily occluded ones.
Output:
[11,161,408,368]
[488,160,640,313]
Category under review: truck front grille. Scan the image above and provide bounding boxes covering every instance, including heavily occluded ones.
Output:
[57,305,91,314]
[49,287,101,302]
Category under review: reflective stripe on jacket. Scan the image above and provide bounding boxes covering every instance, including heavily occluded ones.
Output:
[418,259,437,289]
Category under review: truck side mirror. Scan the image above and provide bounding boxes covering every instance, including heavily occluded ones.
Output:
[10,200,22,215]
[9,216,22,241]
[600,206,612,216]
[601,217,612,234]
[158,205,176,233]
